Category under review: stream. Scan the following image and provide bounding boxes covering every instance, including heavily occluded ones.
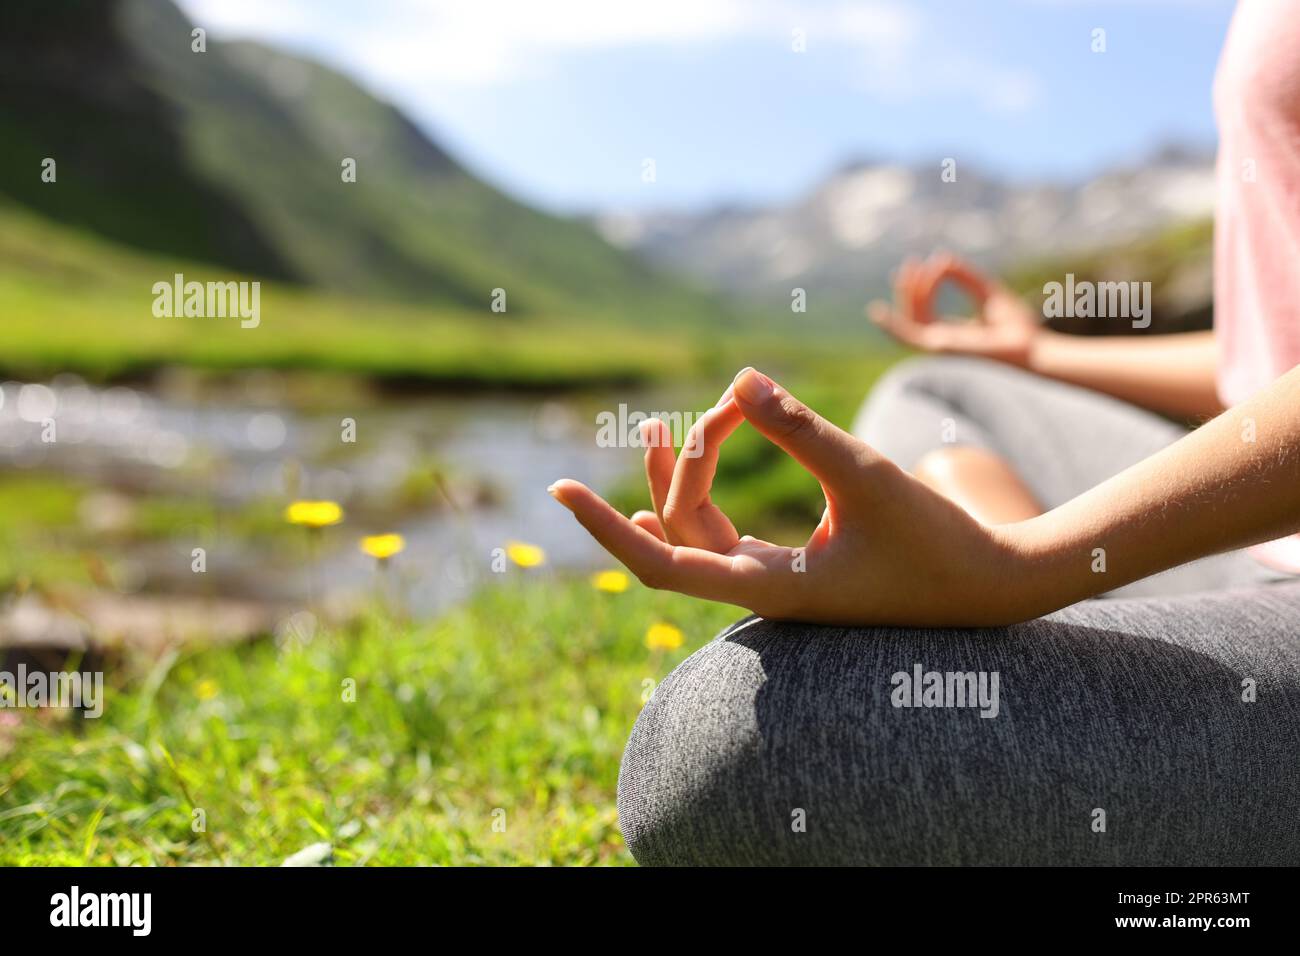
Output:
[0,375,653,622]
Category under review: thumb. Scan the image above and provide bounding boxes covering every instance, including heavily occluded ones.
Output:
[731,367,870,493]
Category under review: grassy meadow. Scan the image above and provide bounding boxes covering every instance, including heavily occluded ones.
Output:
[0,201,693,387]
[1,577,741,865]
[0,197,905,867]
[0,199,891,388]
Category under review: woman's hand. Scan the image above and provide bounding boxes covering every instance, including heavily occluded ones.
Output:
[551,360,1300,627]
[868,252,1041,367]
[869,251,1223,418]
[549,368,1041,627]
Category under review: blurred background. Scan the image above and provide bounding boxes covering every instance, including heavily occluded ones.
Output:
[0,0,1234,864]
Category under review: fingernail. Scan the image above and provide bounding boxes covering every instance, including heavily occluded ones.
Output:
[637,419,654,444]
[733,367,773,404]
[546,483,559,497]
[713,383,735,408]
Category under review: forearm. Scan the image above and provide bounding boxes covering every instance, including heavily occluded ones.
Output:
[1027,329,1222,420]
[1006,362,1300,617]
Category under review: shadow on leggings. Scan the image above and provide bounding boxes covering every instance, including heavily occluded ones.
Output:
[617,583,1300,865]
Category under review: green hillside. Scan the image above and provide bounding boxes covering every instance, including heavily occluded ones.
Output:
[0,1,293,277]
[0,199,698,385]
[1005,218,1215,335]
[0,0,727,325]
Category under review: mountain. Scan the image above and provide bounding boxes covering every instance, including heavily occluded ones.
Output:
[0,0,722,322]
[0,1,292,278]
[594,148,1216,319]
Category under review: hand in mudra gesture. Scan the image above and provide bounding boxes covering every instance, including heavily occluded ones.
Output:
[549,367,1033,627]
[869,252,1041,367]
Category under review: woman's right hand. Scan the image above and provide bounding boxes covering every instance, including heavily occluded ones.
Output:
[868,252,1042,367]
[548,368,1044,628]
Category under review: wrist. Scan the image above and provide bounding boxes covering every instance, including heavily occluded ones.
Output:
[1024,328,1065,375]
[987,511,1089,622]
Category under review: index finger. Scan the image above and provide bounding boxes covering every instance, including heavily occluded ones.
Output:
[548,479,757,606]
[921,253,994,307]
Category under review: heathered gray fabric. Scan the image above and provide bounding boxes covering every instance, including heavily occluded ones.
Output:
[618,592,1300,865]
[617,357,1300,865]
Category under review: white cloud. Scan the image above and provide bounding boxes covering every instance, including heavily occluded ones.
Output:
[180,0,918,87]
[1025,0,1226,4]
[849,40,1043,115]
[177,0,1038,114]
[982,67,1042,114]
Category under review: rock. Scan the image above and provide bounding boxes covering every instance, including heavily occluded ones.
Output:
[281,842,333,867]
[0,590,287,655]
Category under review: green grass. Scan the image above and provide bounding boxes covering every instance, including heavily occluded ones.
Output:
[0,575,741,865]
[0,356,895,865]
[0,473,93,585]
[1004,217,1214,334]
[0,199,866,387]
[0,470,289,590]
[0,200,697,386]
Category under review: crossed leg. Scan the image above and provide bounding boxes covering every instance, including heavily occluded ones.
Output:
[618,585,1300,865]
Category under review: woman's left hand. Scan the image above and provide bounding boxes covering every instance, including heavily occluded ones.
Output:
[549,368,1041,627]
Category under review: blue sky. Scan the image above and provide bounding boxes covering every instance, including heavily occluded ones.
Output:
[177,0,1237,213]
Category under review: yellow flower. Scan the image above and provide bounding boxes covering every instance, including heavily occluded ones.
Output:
[284,500,344,528]
[645,622,684,651]
[360,533,405,560]
[195,679,219,701]
[505,540,545,568]
[591,570,630,593]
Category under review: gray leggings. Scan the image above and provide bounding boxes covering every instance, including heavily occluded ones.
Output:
[618,357,1300,865]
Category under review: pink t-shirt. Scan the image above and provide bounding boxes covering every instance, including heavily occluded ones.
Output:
[1213,0,1300,574]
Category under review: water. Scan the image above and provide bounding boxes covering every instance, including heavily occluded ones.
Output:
[0,377,643,618]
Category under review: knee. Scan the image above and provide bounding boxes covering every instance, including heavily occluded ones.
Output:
[911,444,1015,492]
[861,355,950,407]
[852,355,990,448]
[911,445,966,487]
[618,616,971,866]
[619,606,1300,866]
[617,618,771,866]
